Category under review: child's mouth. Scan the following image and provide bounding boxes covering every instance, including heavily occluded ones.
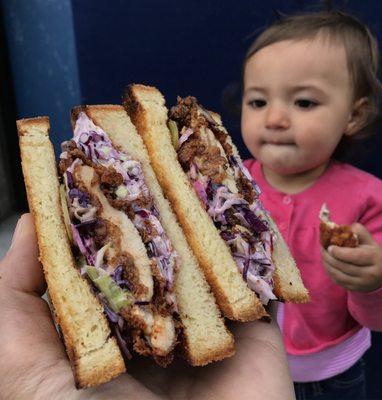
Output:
[263,139,295,146]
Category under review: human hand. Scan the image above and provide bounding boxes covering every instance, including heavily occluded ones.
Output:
[322,223,382,292]
[0,214,295,400]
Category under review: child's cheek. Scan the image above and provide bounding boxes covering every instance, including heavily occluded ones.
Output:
[242,134,261,158]
[241,122,261,152]
[310,126,340,149]
[297,133,336,167]
[242,129,261,158]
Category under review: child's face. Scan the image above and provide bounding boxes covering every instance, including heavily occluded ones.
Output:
[242,38,355,175]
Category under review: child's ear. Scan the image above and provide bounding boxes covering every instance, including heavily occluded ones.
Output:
[344,97,369,137]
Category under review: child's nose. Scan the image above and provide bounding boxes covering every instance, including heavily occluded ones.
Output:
[265,105,290,130]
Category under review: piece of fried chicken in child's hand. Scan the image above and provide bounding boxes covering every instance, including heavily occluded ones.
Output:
[319,203,359,249]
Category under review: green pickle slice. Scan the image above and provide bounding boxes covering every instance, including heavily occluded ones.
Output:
[86,266,133,312]
[168,119,179,148]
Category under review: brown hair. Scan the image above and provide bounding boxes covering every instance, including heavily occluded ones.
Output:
[243,11,382,161]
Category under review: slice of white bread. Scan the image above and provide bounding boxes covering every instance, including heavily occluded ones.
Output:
[123,84,309,321]
[266,218,309,302]
[17,117,125,388]
[123,85,268,321]
[71,105,235,365]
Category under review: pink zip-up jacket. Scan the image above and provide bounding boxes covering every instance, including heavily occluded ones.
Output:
[244,159,382,380]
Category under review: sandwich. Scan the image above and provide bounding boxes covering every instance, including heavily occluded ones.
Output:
[17,106,234,388]
[123,84,310,322]
[17,117,125,389]
[319,203,359,249]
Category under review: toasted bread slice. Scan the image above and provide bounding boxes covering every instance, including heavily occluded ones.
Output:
[70,105,235,365]
[266,218,309,302]
[17,117,125,388]
[123,85,269,321]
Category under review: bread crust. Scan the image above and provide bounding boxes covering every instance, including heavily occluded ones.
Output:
[267,218,310,303]
[71,105,125,129]
[17,116,50,135]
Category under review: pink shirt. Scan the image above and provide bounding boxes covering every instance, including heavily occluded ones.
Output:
[244,159,382,381]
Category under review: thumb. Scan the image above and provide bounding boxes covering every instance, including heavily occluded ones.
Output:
[0,213,46,296]
[350,223,375,246]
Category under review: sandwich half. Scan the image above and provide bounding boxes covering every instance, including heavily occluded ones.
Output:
[64,105,234,367]
[17,117,125,388]
[123,84,310,322]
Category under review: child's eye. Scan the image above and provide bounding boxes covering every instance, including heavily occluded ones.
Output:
[247,99,267,108]
[295,99,318,109]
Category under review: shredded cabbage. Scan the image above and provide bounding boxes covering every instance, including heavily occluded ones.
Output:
[178,125,277,304]
[177,127,194,149]
[60,112,178,311]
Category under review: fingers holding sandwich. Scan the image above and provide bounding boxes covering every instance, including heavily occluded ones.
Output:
[189,302,294,400]
[0,213,46,296]
[0,213,62,351]
[0,214,76,399]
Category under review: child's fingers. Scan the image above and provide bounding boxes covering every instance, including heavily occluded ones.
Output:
[322,249,364,277]
[323,261,361,290]
[350,223,375,245]
[327,244,373,266]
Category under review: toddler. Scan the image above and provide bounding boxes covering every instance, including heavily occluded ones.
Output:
[241,11,382,400]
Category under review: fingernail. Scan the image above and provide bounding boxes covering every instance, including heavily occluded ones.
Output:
[10,215,26,249]
[328,245,334,254]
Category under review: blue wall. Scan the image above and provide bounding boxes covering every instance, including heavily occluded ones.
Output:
[1,0,81,153]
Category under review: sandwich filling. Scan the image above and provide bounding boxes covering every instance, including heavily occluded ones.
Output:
[59,112,178,363]
[169,97,277,305]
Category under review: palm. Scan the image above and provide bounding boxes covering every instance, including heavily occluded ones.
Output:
[99,317,292,400]
[0,215,294,400]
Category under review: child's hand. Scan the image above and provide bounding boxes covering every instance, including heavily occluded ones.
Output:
[322,223,382,292]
